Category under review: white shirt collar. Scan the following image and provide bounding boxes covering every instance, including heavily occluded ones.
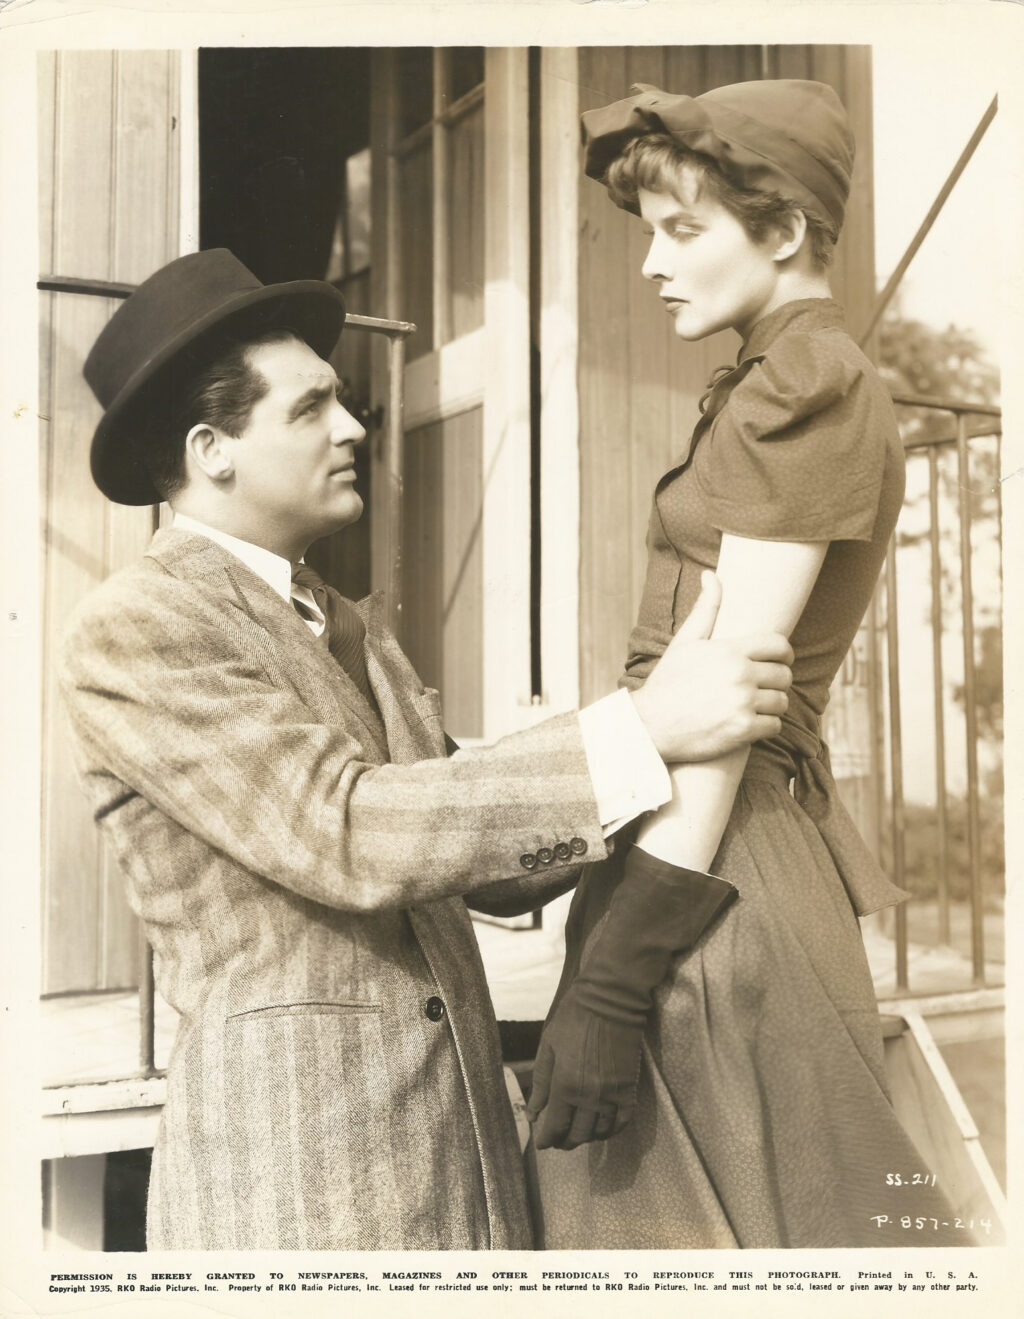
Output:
[172,513,293,606]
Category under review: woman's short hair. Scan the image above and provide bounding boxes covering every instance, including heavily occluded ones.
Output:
[145,327,299,501]
[606,132,838,270]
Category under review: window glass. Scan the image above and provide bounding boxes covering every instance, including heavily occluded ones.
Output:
[449,47,484,105]
[398,48,433,138]
[398,141,434,360]
[345,148,372,275]
[326,147,372,284]
[445,103,485,341]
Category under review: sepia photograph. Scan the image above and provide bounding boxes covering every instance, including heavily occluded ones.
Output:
[0,0,1019,1312]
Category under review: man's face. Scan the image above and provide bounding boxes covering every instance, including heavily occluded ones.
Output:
[219,336,366,558]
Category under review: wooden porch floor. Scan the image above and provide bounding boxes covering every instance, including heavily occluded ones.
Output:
[39,906,1005,1192]
[41,902,1002,1087]
[41,989,177,1088]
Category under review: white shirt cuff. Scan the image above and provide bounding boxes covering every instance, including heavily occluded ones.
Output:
[578,689,672,838]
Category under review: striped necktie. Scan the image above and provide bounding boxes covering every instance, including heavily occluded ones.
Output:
[290,562,376,709]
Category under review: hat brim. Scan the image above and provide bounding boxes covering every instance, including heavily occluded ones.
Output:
[90,279,347,506]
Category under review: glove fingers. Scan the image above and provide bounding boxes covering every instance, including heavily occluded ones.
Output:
[562,1105,602,1150]
[609,1102,635,1139]
[526,1042,554,1122]
[532,1097,578,1151]
[537,1100,632,1151]
[527,1003,644,1148]
[591,1107,620,1142]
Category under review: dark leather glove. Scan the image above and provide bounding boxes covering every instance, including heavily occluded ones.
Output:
[527,847,736,1150]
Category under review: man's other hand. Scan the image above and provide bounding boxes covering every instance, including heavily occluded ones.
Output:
[631,571,793,763]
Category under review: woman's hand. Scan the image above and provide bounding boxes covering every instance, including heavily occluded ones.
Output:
[527,848,737,1150]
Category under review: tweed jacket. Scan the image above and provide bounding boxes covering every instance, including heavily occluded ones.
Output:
[59,528,607,1250]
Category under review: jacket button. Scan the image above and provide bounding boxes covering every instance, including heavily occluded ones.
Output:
[570,837,588,856]
[537,847,554,865]
[425,996,445,1021]
[554,841,571,861]
[520,852,538,870]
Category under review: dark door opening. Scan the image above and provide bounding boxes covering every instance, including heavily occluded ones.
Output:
[199,48,375,599]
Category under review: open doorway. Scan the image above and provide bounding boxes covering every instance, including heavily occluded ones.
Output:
[198,47,534,745]
[199,47,376,600]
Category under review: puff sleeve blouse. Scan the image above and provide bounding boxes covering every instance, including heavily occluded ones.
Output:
[695,326,886,542]
[623,299,905,713]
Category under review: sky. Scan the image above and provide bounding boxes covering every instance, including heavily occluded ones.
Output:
[872,46,1001,360]
[871,49,1003,804]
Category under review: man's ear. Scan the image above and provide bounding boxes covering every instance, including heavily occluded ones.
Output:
[771,208,808,264]
[184,423,234,483]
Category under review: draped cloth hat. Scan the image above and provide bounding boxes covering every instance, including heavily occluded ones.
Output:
[581,79,855,232]
[84,248,347,505]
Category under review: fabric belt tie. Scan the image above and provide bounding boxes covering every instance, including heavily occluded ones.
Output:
[792,747,908,917]
[745,722,908,918]
[290,562,375,708]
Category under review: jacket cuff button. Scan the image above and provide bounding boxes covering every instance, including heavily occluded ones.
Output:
[570,837,588,856]
[520,852,538,870]
[554,841,571,860]
[425,996,445,1021]
[536,847,554,865]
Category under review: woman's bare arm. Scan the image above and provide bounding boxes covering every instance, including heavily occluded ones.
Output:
[634,534,827,870]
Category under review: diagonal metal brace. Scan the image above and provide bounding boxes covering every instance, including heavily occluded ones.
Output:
[859,96,997,347]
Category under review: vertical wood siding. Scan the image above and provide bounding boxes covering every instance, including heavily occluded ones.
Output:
[577,46,876,704]
[39,50,181,993]
[402,408,485,740]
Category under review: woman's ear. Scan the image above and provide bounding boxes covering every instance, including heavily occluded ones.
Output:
[184,423,234,484]
[771,208,808,264]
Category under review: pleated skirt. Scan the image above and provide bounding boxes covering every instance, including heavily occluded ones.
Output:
[531,759,971,1249]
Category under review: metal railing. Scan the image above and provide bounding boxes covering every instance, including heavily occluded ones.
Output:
[850,91,1001,1003]
[882,393,1002,994]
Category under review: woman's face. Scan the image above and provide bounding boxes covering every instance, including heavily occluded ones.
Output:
[638,174,785,342]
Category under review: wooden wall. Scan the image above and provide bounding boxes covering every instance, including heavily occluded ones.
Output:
[401,408,485,740]
[577,46,876,704]
[39,51,181,993]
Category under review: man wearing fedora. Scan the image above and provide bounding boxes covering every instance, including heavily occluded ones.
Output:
[59,248,793,1251]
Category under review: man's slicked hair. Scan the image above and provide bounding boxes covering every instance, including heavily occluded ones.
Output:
[144,327,300,502]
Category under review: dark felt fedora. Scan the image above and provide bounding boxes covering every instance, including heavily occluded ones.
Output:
[84,248,347,505]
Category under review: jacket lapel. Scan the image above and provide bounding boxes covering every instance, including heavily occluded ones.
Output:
[146,528,391,761]
[355,593,448,764]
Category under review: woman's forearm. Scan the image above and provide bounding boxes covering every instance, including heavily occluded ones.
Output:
[633,535,828,873]
[634,748,750,870]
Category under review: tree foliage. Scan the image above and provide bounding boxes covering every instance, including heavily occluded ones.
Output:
[878,309,1000,443]
[878,309,1003,755]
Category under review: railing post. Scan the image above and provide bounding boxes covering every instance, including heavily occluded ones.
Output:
[927,447,951,945]
[956,414,986,984]
[385,331,406,641]
[884,546,909,992]
[138,926,157,1078]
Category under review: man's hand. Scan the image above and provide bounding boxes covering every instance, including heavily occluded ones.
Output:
[630,571,793,763]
